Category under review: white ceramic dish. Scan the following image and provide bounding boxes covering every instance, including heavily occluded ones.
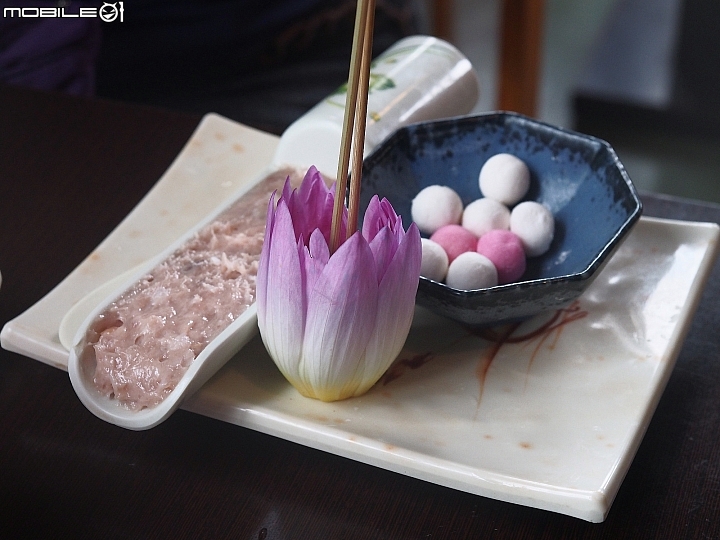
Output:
[2,114,719,522]
[66,162,285,429]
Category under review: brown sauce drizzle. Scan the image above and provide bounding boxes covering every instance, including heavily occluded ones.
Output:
[472,301,588,414]
[381,301,588,414]
[382,352,434,386]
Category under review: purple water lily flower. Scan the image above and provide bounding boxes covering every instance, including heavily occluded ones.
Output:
[256,166,421,401]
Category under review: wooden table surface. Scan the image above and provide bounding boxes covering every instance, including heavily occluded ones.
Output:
[1,84,719,539]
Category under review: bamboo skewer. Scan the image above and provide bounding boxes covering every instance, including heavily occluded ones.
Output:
[330,0,376,254]
[347,1,375,239]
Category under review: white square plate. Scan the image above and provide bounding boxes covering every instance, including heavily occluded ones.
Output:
[3,114,719,522]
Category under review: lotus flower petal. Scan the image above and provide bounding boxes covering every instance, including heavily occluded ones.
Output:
[255,192,276,327]
[362,223,421,392]
[301,232,378,400]
[256,200,304,382]
[285,166,343,248]
[298,228,330,324]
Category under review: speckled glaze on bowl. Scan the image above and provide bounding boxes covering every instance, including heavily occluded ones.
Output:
[359,112,642,327]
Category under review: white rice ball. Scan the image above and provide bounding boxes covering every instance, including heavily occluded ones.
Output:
[411,185,463,235]
[479,153,530,206]
[445,252,498,290]
[510,201,555,257]
[420,238,449,282]
[462,197,511,237]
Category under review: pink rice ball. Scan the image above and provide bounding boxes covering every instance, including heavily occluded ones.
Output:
[430,224,478,263]
[476,229,526,284]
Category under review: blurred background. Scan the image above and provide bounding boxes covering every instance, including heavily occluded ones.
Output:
[432,0,720,205]
[2,0,719,203]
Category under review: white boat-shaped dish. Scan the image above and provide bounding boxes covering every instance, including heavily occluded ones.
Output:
[2,114,719,521]
[67,162,300,430]
[69,302,259,429]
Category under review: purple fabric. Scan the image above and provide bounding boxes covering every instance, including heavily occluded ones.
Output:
[0,2,101,96]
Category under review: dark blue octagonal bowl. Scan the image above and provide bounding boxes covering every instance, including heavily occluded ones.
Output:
[359,112,642,327]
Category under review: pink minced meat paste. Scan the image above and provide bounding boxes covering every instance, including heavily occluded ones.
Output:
[85,169,300,410]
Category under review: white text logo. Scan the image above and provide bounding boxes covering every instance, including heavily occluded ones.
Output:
[3,2,124,22]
